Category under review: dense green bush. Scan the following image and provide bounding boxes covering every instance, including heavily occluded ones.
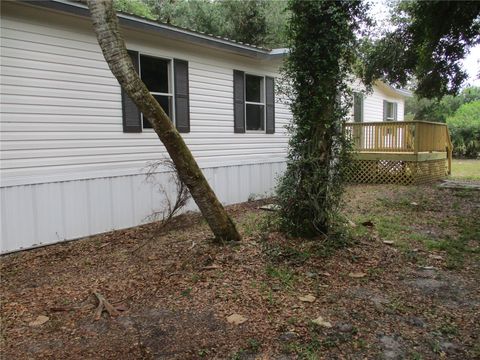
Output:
[405,86,480,123]
[276,0,367,237]
[447,101,480,158]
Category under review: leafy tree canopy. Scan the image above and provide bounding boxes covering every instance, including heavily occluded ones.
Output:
[363,1,480,99]
[405,86,480,122]
[448,100,480,128]
[114,0,290,48]
[114,0,156,19]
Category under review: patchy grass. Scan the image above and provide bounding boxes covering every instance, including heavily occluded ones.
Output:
[1,185,479,359]
[265,264,296,289]
[425,216,480,269]
[450,159,480,181]
[346,185,480,269]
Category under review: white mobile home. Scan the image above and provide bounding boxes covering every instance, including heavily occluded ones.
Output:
[0,0,409,252]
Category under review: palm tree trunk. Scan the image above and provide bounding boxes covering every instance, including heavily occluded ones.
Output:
[87,0,241,242]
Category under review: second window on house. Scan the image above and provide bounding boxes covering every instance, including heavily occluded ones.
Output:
[245,74,265,131]
[383,100,398,121]
[233,69,274,134]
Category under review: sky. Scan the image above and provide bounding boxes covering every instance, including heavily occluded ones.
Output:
[462,46,480,87]
[368,0,480,88]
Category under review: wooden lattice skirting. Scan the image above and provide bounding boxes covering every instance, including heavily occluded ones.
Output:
[346,159,447,185]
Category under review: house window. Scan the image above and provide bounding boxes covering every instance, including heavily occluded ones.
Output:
[353,92,363,122]
[385,101,396,121]
[139,54,173,128]
[245,74,265,131]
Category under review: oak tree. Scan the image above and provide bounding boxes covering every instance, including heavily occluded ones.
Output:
[363,1,480,98]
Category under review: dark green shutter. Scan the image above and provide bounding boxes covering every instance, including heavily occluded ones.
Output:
[383,100,388,121]
[122,50,142,133]
[174,59,190,133]
[233,70,245,133]
[265,76,275,134]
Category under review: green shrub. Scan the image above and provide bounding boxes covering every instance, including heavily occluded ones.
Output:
[276,0,366,237]
[447,101,480,158]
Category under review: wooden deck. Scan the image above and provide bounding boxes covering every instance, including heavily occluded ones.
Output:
[344,121,453,185]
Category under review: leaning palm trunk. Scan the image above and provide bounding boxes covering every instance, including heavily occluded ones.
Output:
[87,0,240,242]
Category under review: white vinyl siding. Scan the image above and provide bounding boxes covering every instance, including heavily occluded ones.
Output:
[0,2,290,187]
[362,86,405,122]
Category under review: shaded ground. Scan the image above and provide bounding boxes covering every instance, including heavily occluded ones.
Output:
[1,184,479,359]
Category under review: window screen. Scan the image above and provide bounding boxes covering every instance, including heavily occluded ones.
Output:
[139,54,172,128]
[245,75,265,131]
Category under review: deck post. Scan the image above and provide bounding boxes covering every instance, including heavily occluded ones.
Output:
[413,121,420,154]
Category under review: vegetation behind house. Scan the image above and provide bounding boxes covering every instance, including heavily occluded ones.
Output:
[405,87,480,158]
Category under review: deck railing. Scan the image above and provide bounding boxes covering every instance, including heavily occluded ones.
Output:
[344,120,453,174]
[344,121,451,152]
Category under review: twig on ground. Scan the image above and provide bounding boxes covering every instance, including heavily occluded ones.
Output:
[167,271,187,277]
[93,290,120,320]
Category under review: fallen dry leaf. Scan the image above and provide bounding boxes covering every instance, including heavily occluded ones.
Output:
[298,294,316,303]
[349,272,367,278]
[383,240,395,245]
[29,315,49,327]
[226,313,247,325]
[311,316,332,328]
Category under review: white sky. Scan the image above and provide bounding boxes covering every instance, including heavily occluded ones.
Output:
[462,46,480,87]
[368,0,480,87]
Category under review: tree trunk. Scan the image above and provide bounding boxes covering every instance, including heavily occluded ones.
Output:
[87,0,241,242]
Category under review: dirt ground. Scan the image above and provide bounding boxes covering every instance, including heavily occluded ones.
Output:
[1,183,479,359]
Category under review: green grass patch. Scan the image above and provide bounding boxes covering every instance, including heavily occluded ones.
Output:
[426,218,480,269]
[450,159,480,181]
[263,242,312,265]
[239,212,269,237]
[282,325,356,359]
[229,338,262,359]
[265,264,296,289]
